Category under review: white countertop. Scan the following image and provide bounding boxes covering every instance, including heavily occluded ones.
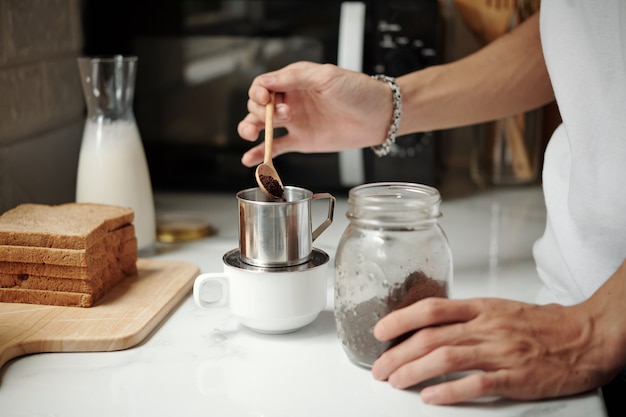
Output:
[0,186,607,416]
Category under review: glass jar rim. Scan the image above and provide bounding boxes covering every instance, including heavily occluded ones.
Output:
[347,182,441,226]
[349,182,440,206]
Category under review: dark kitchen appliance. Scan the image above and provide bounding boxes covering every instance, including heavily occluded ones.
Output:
[82,0,442,193]
[360,0,440,187]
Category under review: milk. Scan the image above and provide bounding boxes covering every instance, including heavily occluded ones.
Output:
[76,119,156,252]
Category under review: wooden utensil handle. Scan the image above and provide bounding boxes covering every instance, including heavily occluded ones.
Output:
[264,92,276,164]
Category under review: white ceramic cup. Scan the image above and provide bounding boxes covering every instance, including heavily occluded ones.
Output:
[193,248,329,334]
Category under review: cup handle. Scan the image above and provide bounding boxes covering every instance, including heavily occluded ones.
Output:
[193,272,229,309]
[311,193,335,241]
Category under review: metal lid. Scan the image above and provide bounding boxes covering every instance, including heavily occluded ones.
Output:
[156,215,216,243]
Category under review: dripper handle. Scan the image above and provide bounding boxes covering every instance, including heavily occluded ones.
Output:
[311,193,335,241]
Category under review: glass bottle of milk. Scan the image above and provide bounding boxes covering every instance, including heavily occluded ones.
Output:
[76,56,156,253]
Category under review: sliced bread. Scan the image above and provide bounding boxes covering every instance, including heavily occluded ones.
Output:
[0,251,137,279]
[0,203,134,249]
[0,287,95,308]
[0,202,139,308]
[0,256,137,298]
[0,274,104,296]
[0,225,136,266]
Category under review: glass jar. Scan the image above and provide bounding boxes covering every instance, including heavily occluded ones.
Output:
[334,182,453,368]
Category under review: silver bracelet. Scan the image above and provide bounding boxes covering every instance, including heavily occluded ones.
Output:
[370,74,402,157]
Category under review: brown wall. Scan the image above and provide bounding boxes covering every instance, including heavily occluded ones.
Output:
[0,0,85,212]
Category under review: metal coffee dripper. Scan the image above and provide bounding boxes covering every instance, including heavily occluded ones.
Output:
[237,186,335,268]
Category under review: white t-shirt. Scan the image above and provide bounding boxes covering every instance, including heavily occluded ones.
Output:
[533,1,626,305]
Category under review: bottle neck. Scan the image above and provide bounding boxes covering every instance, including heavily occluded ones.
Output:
[78,56,137,121]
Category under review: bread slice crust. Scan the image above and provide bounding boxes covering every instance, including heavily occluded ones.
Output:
[0,287,95,308]
[0,251,137,279]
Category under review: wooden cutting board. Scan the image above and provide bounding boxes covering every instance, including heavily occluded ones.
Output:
[0,258,199,369]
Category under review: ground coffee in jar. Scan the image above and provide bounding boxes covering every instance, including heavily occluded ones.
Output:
[334,183,453,368]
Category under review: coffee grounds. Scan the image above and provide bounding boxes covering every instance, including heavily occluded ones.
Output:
[259,174,284,199]
[337,271,447,367]
[387,271,448,311]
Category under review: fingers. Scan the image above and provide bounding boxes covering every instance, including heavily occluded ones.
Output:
[251,61,323,95]
[372,318,494,381]
[247,61,318,107]
[419,371,497,405]
[240,133,299,167]
[237,114,262,142]
[375,341,493,389]
[374,298,478,342]
[373,326,459,378]
[240,143,265,167]
[370,298,502,399]
[238,101,290,141]
[368,297,603,404]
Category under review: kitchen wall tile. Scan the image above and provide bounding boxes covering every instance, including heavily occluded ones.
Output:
[0,57,84,144]
[45,57,85,134]
[0,62,47,143]
[1,0,82,66]
[0,0,84,212]
[0,121,82,213]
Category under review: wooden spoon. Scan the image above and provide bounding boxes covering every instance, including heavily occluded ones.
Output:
[255,92,285,199]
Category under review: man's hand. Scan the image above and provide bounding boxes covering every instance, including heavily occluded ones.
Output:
[371,296,618,405]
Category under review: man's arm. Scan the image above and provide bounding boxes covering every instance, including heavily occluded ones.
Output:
[397,12,554,135]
